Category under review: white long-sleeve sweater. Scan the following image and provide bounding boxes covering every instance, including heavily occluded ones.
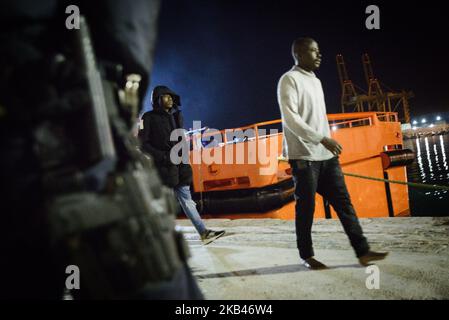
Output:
[277,66,334,161]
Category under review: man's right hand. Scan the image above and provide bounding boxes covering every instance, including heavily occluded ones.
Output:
[320,137,343,156]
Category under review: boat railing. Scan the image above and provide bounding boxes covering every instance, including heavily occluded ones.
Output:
[329,117,372,130]
[192,119,283,149]
[376,112,398,122]
[191,112,399,149]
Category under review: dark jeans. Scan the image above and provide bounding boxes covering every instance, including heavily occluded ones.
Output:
[289,157,370,260]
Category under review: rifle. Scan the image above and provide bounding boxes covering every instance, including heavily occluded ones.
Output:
[45,16,195,299]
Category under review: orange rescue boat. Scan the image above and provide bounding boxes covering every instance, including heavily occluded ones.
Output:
[189,112,413,220]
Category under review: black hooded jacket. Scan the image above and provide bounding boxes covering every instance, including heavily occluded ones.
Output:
[140,86,193,188]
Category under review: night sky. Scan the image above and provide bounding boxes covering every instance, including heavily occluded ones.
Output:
[143,0,449,130]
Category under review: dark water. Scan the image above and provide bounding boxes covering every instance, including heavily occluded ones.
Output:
[404,134,449,216]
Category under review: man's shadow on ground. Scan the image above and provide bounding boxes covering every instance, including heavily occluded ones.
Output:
[195,263,363,280]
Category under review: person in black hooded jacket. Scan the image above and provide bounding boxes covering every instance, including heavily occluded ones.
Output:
[140,85,225,244]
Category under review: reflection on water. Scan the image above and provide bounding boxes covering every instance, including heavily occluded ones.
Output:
[404,134,449,216]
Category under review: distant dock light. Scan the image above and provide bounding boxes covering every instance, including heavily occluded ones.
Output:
[412,120,418,125]
[436,116,442,121]
[421,118,427,124]
[429,123,434,128]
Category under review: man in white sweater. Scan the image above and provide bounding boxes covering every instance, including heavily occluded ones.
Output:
[277,37,388,269]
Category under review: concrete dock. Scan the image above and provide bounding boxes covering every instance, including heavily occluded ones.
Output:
[176,217,449,299]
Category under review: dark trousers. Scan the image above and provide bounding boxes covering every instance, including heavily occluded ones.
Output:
[289,157,370,260]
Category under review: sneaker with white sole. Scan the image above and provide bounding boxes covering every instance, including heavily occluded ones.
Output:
[201,229,225,245]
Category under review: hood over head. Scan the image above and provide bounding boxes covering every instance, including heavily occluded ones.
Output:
[151,85,181,110]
